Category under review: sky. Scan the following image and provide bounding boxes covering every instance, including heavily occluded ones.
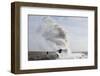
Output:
[28,15,88,52]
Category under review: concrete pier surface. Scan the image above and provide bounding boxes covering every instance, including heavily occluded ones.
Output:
[28,51,88,61]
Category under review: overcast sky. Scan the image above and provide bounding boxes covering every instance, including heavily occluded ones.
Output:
[28,15,88,52]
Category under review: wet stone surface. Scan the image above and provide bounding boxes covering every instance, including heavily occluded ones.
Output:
[28,51,59,60]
